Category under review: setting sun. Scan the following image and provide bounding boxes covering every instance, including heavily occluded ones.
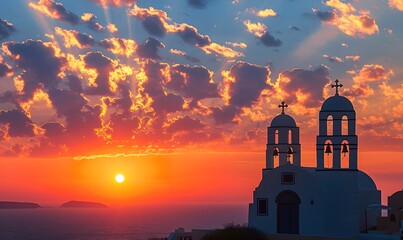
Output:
[115,173,125,183]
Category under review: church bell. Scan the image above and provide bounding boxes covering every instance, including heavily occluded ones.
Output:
[325,143,332,154]
[342,143,349,155]
[273,148,279,156]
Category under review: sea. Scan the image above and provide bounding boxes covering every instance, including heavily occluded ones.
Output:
[0,204,247,240]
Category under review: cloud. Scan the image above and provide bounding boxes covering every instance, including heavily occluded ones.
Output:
[243,20,266,37]
[352,64,394,84]
[99,37,137,57]
[166,116,205,133]
[169,64,219,104]
[322,54,344,63]
[0,109,37,137]
[29,0,80,26]
[129,5,169,37]
[277,65,331,108]
[187,0,208,9]
[343,64,394,98]
[260,32,282,47]
[137,37,165,59]
[88,0,137,8]
[201,43,243,58]
[0,18,16,41]
[380,82,403,100]
[106,23,118,33]
[83,52,115,95]
[225,42,247,49]
[223,61,271,108]
[2,40,66,101]
[41,122,65,138]
[81,13,104,31]
[210,105,240,125]
[129,5,241,57]
[0,59,13,78]
[346,55,360,61]
[106,112,140,140]
[256,9,277,18]
[140,60,185,114]
[243,20,282,47]
[55,27,96,49]
[313,10,336,21]
[389,0,403,11]
[169,49,200,63]
[313,0,379,38]
[175,24,211,47]
[289,26,301,32]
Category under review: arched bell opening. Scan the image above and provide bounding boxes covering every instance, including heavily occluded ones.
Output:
[288,129,292,144]
[324,140,333,168]
[327,115,333,136]
[273,147,280,168]
[287,147,294,164]
[342,115,348,136]
[341,140,350,168]
[275,129,279,144]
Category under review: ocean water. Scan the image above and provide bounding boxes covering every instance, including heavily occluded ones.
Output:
[0,204,247,240]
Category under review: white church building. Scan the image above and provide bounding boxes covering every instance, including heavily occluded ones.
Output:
[248,80,381,237]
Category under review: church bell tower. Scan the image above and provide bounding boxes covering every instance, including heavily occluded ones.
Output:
[316,80,358,169]
[266,102,301,169]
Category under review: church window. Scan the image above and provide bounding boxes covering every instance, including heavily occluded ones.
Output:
[288,130,292,144]
[257,198,268,216]
[275,130,279,144]
[281,172,295,185]
[327,115,333,136]
[342,115,348,135]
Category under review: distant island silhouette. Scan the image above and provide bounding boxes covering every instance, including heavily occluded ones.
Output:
[60,201,107,208]
[0,201,40,209]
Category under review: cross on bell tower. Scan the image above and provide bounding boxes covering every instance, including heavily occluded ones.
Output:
[331,79,343,96]
[278,101,288,114]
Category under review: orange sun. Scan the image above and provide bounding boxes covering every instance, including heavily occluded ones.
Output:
[115,173,125,183]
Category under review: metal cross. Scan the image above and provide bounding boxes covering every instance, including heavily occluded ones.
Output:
[331,79,343,95]
[278,101,288,114]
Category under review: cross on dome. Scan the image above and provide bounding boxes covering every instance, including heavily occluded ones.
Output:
[278,101,288,114]
[331,79,343,96]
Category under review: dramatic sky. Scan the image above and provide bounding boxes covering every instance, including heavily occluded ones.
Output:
[0,0,402,206]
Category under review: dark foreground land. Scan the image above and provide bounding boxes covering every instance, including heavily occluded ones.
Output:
[60,200,107,208]
[0,201,40,209]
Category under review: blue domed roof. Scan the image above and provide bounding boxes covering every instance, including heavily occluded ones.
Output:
[321,95,354,112]
[270,114,297,127]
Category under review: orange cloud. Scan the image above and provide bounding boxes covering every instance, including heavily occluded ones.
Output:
[346,55,361,61]
[322,54,344,63]
[344,64,393,98]
[107,23,118,33]
[55,27,95,49]
[389,0,403,11]
[352,64,394,83]
[315,0,379,38]
[28,0,79,25]
[100,38,137,57]
[225,42,247,49]
[256,9,277,18]
[380,82,403,100]
[201,43,244,58]
[243,20,266,37]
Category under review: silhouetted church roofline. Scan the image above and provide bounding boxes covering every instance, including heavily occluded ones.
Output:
[320,79,354,112]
